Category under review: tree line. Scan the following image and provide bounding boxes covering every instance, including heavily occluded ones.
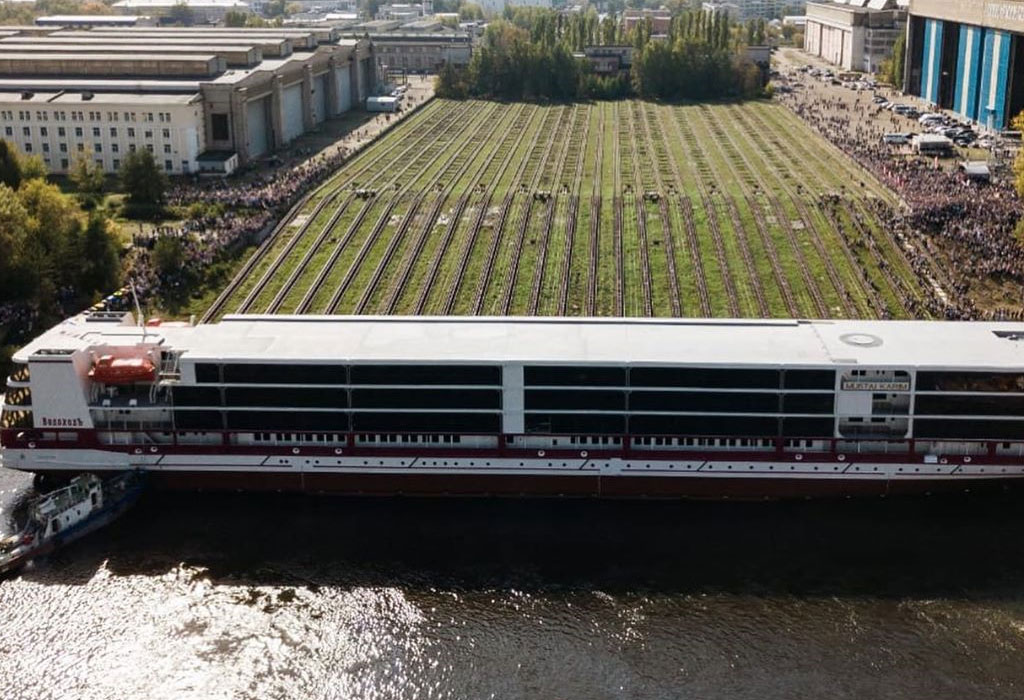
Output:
[436,9,767,102]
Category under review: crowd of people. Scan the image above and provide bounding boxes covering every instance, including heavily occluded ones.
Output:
[128,144,359,304]
[777,73,1024,320]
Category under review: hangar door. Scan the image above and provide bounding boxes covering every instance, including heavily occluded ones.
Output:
[313,74,329,123]
[282,82,304,142]
[246,96,270,158]
[336,66,352,113]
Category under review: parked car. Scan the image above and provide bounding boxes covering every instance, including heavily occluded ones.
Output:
[882,133,912,145]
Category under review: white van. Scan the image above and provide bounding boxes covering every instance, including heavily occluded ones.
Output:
[883,133,911,145]
[918,113,943,125]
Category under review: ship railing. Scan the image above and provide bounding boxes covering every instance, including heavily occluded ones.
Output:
[834,439,912,455]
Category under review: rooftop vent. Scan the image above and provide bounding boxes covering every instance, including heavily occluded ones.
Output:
[81,91,94,101]
[20,91,33,100]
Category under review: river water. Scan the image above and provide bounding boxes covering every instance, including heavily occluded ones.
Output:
[1,466,1023,699]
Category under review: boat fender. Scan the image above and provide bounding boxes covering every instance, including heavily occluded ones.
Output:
[134,448,142,454]
[795,454,803,461]
[964,456,972,463]
[334,448,343,455]
[537,450,545,457]
[837,454,846,461]
[27,442,35,449]
[940,458,948,464]
[292,448,300,455]
[580,451,588,458]
[149,447,158,453]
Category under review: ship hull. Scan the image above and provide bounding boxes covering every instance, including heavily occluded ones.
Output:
[15,467,1023,500]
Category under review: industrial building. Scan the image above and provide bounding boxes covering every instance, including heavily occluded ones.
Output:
[905,0,1024,130]
[0,26,375,175]
[702,0,802,21]
[803,0,907,73]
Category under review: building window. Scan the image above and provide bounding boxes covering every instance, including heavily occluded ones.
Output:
[162,128,170,139]
[75,127,83,137]
[211,113,229,141]
[24,143,31,152]
[77,143,84,152]
[144,130,152,139]
[92,127,100,138]
[40,127,47,137]
[127,127,135,138]
[94,143,102,153]
[129,144,136,152]
[146,144,153,153]
[58,127,65,137]
[164,159,172,171]
[3,127,10,137]
[163,144,171,154]
[112,143,119,153]
[110,127,117,137]
[113,159,119,169]
[59,143,67,152]
[60,158,68,169]
[42,143,49,153]
[22,126,29,136]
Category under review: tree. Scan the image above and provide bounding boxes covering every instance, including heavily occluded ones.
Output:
[69,151,105,207]
[458,2,483,20]
[224,9,248,26]
[119,149,167,213]
[0,140,22,191]
[152,236,185,276]
[1012,111,1024,196]
[167,1,195,25]
[77,212,121,297]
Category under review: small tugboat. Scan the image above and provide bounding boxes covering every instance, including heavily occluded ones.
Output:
[0,471,145,577]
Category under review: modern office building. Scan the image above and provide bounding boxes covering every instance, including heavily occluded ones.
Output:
[906,0,1024,130]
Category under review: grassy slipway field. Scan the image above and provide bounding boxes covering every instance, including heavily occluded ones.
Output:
[204,98,936,322]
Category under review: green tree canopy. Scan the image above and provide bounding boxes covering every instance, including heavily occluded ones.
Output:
[119,149,168,213]
[69,151,105,207]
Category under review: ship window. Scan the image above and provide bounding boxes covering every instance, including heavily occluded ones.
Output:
[916,371,1024,393]
[351,364,499,386]
[173,386,222,406]
[781,393,834,414]
[225,387,348,408]
[174,410,223,430]
[351,388,500,409]
[629,391,778,413]
[915,419,1024,440]
[781,418,834,438]
[195,363,220,383]
[525,413,625,434]
[222,363,348,384]
[226,411,349,431]
[351,411,500,432]
[783,370,835,390]
[524,366,626,387]
[630,367,779,389]
[525,390,625,411]
[915,395,1024,416]
[629,415,778,437]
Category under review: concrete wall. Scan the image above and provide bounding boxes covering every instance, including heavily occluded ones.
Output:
[911,0,1024,33]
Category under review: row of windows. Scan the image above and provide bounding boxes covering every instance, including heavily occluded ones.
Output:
[172,386,501,410]
[194,363,501,386]
[523,390,834,414]
[4,125,173,140]
[523,414,836,437]
[914,395,1024,416]
[173,410,501,432]
[0,109,173,123]
[41,157,182,173]
[916,372,1024,393]
[915,419,1024,440]
[13,140,175,157]
[523,366,835,390]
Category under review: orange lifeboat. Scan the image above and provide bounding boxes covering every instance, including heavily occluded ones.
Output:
[89,355,156,384]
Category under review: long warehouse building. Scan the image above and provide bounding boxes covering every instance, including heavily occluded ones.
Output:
[0,26,375,175]
[905,0,1024,130]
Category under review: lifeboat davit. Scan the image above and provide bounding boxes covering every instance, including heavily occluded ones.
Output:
[89,355,156,384]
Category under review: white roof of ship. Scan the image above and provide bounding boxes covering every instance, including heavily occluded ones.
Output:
[15,315,1024,370]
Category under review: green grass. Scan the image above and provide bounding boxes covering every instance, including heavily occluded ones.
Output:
[209,97,942,322]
